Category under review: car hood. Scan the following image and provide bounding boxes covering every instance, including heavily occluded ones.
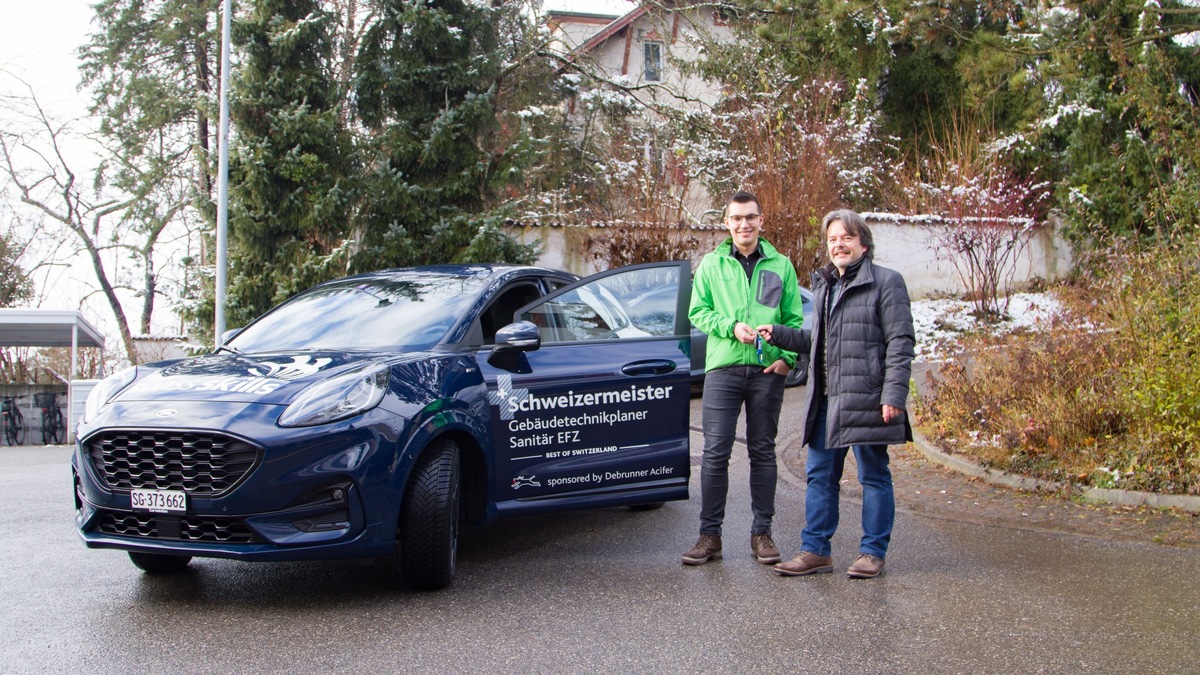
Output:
[114,351,423,405]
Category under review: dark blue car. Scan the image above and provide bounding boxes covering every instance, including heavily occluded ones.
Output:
[72,262,693,589]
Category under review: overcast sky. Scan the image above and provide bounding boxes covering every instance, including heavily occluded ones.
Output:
[0,0,93,118]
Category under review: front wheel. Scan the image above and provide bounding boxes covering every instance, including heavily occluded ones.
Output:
[42,409,62,445]
[398,438,461,591]
[129,552,192,574]
[7,409,25,445]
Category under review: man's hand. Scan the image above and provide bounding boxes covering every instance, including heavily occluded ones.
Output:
[882,404,903,423]
[763,359,790,376]
[755,325,774,343]
[733,322,757,344]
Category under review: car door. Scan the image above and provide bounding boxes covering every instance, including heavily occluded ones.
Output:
[478,261,692,514]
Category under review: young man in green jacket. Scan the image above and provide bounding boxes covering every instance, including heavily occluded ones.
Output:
[682,191,806,566]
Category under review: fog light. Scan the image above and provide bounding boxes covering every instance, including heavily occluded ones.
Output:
[293,511,351,532]
[288,481,352,509]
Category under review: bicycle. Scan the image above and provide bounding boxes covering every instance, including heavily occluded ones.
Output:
[2,395,26,446]
[36,392,64,445]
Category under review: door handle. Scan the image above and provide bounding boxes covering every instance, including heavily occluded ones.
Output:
[621,360,676,376]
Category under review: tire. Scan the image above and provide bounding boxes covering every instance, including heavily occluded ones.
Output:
[42,409,61,445]
[10,408,25,445]
[3,418,15,446]
[49,409,62,444]
[129,552,193,574]
[399,439,461,591]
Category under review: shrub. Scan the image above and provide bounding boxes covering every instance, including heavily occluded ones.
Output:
[682,71,893,282]
[917,234,1200,494]
[888,114,1051,321]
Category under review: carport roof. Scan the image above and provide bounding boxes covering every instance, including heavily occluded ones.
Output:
[0,309,105,348]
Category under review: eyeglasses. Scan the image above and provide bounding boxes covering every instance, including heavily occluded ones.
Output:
[727,214,761,225]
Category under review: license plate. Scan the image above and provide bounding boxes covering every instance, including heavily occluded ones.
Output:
[130,488,187,514]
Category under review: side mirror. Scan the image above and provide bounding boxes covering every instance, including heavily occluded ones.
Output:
[493,321,540,353]
[219,327,242,347]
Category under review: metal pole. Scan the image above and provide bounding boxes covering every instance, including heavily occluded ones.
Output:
[214,0,233,347]
[70,323,78,443]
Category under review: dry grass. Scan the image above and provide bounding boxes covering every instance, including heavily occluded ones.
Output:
[916,235,1200,495]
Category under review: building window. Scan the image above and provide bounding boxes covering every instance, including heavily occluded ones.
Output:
[644,41,662,82]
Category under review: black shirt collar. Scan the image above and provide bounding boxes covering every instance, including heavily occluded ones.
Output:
[731,241,764,281]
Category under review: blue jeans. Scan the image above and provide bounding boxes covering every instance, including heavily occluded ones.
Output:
[699,366,786,537]
[802,397,895,558]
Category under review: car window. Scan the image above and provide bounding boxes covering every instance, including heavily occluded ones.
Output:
[482,284,543,344]
[228,273,492,352]
[521,266,681,343]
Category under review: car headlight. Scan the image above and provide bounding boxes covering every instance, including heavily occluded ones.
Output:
[278,364,389,428]
[83,366,138,423]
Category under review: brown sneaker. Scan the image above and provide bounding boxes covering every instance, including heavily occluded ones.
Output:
[773,551,833,576]
[750,534,782,564]
[681,535,722,565]
[847,554,885,578]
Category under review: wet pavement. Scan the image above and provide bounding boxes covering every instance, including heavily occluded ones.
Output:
[2,389,1198,672]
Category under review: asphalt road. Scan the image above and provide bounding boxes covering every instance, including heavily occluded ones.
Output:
[2,387,1197,673]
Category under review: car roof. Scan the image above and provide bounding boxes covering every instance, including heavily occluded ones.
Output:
[328,263,572,285]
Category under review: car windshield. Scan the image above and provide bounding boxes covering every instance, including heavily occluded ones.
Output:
[227,272,492,353]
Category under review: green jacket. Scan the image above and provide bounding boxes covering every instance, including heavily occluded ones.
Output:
[689,237,804,371]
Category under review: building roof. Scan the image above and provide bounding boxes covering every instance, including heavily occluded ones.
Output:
[575,6,649,54]
[546,9,621,22]
[0,309,105,348]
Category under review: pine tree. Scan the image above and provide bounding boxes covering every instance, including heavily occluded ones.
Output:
[0,231,33,308]
[226,0,356,327]
[349,0,537,271]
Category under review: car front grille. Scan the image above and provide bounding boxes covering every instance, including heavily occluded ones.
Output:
[97,510,260,544]
[86,430,261,496]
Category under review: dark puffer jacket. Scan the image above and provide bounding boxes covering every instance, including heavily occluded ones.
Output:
[767,258,915,448]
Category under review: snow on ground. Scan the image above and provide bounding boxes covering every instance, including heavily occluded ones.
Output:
[911,292,1062,362]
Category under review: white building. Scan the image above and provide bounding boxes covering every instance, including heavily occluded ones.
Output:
[546,4,736,220]
[548,4,733,109]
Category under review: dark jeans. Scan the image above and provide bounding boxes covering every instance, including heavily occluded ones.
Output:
[699,365,786,537]
[801,397,895,558]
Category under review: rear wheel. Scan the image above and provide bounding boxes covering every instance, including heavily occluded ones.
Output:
[42,409,62,444]
[129,552,192,574]
[399,439,461,590]
[7,408,25,445]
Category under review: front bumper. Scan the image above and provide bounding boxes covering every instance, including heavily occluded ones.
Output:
[72,400,404,561]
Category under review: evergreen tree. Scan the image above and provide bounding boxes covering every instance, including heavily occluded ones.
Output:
[349,0,537,271]
[226,0,356,327]
[0,231,33,308]
[1027,0,1200,237]
[81,0,218,212]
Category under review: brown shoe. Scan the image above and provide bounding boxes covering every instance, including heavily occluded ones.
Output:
[773,551,833,576]
[682,534,722,565]
[847,554,885,578]
[750,534,782,564]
